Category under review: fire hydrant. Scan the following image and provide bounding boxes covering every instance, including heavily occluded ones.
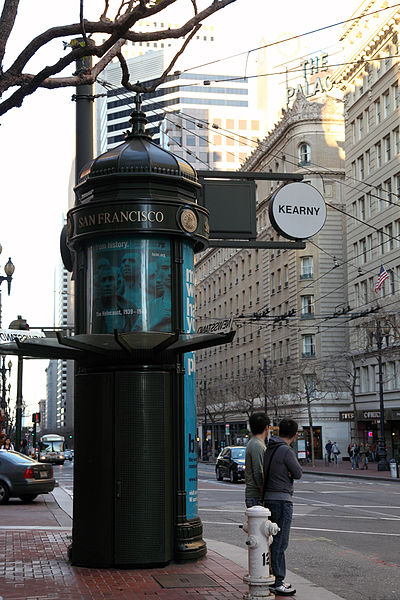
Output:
[241,505,279,599]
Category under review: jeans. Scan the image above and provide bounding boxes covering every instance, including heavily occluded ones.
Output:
[246,497,262,508]
[351,455,359,469]
[264,500,293,587]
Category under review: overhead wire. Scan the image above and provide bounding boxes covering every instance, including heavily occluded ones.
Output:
[99,70,400,334]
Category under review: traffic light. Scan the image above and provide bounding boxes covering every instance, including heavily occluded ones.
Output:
[32,412,40,424]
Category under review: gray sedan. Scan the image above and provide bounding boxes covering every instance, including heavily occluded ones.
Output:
[0,449,55,503]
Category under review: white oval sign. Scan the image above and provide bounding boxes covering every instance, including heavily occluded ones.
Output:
[268,182,326,240]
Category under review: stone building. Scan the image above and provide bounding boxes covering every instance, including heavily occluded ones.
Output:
[334,0,400,459]
[195,91,348,458]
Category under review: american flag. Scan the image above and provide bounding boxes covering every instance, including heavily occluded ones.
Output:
[374,264,389,292]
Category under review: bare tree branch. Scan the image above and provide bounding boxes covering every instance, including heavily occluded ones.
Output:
[0,0,19,71]
[0,0,237,117]
[118,23,201,92]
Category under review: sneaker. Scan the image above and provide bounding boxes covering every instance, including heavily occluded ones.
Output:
[269,582,296,596]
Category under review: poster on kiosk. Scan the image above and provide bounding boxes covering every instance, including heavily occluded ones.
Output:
[87,236,172,334]
[182,240,198,520]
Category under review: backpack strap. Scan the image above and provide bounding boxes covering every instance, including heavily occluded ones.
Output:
[261,444,281,502]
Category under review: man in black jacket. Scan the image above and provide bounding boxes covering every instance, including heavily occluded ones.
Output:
[262,419,302,596]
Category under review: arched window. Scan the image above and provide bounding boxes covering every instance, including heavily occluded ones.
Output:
[298,142,311,166]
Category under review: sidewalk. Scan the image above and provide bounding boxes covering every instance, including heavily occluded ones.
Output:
[301,458,400,481]
[0,486,347,600]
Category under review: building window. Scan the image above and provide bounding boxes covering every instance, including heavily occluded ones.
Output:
[365,108,370,133]
[360,238,367,264]
[365,150,371,175]
[378,229,384,255]
[354,283,360,307]
[384,179,392,206]
[375,142,382,168]
[384,91,390,118]
[359,197,365,220]
[298,142,311,166]
[394,128,400,155]
[386,223,394,251]
[304,374,317,397]
[384,135,391,161]
[301,295,314,317]
[375,99,381,124]
[358,156,364,179]
[300,256,313,279]
[368,234,373,261]
[302,334,316,357]
[351,121,356,144]
[394,83,400,109]
[357,114,364,139]
[377,185,384,211]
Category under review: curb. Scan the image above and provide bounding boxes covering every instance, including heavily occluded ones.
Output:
[301,469,400,482]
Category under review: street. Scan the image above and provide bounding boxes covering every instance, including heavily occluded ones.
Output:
[198,463,400,600]
[53,461,400,600]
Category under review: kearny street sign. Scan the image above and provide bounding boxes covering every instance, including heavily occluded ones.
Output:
[269,182,326,240]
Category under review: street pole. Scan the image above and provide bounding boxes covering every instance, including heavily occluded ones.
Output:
[15,356,23,450]
[203,381,208,461]
[376,320,389,471]
[263,357,268,415]
[0,356,7,433]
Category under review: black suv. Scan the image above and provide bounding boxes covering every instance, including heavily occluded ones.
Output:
[215,446,246,483]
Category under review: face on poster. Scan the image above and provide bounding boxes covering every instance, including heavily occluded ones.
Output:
[87,236,172,333]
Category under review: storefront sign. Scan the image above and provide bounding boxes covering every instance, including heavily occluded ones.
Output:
[197,317,233,335]
[0,329,45,343]
[339,412,354,421]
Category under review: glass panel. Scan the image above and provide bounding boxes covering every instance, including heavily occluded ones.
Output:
[88,236,172,333]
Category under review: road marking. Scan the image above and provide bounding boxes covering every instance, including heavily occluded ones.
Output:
[199,509,400,521]
[199,487,243,492]
[343,505,400,508]
[201,522,400,535]
[291,526,400,537]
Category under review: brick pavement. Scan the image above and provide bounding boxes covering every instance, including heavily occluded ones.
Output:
[0,528,248,600]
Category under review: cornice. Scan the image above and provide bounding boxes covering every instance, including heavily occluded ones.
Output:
[241,93,342,172]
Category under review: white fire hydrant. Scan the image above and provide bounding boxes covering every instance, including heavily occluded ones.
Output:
[241,505,279,599]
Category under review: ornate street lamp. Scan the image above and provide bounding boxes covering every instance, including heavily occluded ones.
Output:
[0,245,15,328]
[368,319,391,472]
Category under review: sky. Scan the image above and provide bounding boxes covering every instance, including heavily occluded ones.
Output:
[0,0,357,420]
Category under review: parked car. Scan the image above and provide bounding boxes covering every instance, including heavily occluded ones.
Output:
[0,450,55,504]
[215,446,246,483]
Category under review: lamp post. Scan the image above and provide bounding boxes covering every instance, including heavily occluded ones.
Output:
[0,356,12,434]
[369,319,390,472]
[9,316,29,449]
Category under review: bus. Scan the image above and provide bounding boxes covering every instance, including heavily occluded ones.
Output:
[38,434,65,464]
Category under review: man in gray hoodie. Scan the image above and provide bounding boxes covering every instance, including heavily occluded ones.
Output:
[262,419,302,596]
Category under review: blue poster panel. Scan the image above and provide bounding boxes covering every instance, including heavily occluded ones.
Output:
[87,236,172,333]
[182,240,198,520]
